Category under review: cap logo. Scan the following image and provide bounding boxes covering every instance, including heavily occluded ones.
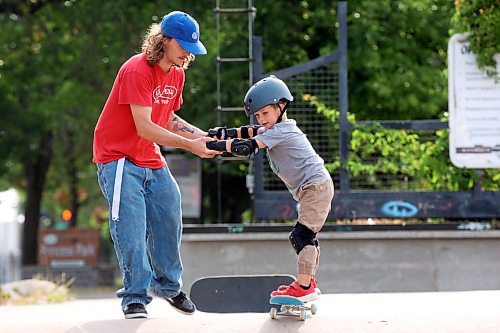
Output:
[191,32,198,40]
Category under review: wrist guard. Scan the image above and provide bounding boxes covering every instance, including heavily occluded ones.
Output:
[206,140,228,152]
[207,126,237,139]
[240,125,263,138]
[230,139,259,157]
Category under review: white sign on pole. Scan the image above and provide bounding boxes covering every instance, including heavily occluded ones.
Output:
[448,33,500,168]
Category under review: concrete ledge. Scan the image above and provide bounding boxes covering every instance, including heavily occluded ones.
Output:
[181,230,500,293]
[182,230,500,241]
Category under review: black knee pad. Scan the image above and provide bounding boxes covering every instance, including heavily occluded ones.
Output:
[288,222,318,255]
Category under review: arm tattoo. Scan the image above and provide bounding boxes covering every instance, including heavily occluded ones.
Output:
[172,116,195,134]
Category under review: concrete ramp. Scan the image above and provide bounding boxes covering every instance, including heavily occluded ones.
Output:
[1,291,500,332]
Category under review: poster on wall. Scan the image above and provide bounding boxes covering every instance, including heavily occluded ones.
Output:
[165,154,202,219]
[448,33,500,168]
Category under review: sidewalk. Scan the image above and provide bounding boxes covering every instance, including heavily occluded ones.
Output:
[1,290,500,333]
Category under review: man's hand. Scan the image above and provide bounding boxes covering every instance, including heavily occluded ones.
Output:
[191,137,223,158]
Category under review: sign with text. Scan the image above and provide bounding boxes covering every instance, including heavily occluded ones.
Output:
[38,228,100,267]
[448,33,500,168]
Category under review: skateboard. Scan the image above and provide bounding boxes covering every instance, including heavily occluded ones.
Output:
[190,274,295,313]
[269,295,318,321]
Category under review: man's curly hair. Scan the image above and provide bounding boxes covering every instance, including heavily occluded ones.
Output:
[141,23,195,69]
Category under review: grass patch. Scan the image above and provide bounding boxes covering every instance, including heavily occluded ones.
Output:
[0,274,74,306]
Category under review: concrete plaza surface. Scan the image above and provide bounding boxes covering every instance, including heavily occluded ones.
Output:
[1,290,500,333]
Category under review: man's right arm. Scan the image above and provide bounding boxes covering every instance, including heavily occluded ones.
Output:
[130,104,220,158]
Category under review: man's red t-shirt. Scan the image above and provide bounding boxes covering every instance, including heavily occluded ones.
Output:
[93,53,184,168]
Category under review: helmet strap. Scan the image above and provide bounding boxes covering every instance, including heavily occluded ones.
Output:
[276,100,289,123]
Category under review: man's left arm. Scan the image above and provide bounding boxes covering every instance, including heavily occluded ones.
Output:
[167,112,208,139]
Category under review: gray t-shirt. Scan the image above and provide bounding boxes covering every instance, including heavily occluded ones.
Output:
[255,119,331,201]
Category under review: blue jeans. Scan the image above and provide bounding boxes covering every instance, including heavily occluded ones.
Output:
[97,158,183,309]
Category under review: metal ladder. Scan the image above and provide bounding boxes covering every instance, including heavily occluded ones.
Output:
[213,0,256,222]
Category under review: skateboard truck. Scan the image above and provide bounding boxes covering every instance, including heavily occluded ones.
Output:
[269,296,318,321]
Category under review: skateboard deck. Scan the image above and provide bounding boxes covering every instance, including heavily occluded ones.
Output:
[269,295,318,321]
[190,274,295,313]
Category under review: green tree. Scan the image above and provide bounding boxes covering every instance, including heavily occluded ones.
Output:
[0,0,221,263]
[308,96,500,192]
[347,0,454,120]
[451,0,500,77]
[1,0,492,265]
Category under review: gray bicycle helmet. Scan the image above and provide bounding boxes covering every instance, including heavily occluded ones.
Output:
[243,75,293,117]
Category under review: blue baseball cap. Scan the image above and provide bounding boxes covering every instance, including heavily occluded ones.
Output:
[160,11,207,55]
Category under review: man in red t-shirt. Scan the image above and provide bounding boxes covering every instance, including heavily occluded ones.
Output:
[93,11,220,319]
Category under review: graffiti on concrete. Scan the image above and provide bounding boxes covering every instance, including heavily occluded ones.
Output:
[381,201,418,218]
[457,222,492,231]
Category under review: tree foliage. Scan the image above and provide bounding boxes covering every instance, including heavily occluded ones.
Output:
[451,0,500,77]
[307,95,500,191]
[0,0,214,263]
[347,0,454,120]
[1,0,497,263]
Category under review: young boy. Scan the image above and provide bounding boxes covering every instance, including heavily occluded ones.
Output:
[207,75,334,302]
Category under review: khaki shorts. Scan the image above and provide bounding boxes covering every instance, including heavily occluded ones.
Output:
[296,178,334,275]
[297,178,334,233]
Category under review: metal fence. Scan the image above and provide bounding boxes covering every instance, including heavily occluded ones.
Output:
[260,61,341,193]
[251,1,500,223]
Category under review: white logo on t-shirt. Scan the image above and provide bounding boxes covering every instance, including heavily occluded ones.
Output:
[153,85,177,104]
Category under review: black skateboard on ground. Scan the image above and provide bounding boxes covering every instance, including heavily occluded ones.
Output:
[189,274,295,313]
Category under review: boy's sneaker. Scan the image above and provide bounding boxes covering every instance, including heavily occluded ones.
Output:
[275,277,321,295]
[271,280,319,303]
[164,291,196,315]
[123,303,148,319]
[311,276,321,295]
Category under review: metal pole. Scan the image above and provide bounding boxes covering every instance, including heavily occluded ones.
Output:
[215,0,222,223]
[248,0,254,87]
[247,0,256,200]
[252,36,263,222]
[338,0,350,192]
